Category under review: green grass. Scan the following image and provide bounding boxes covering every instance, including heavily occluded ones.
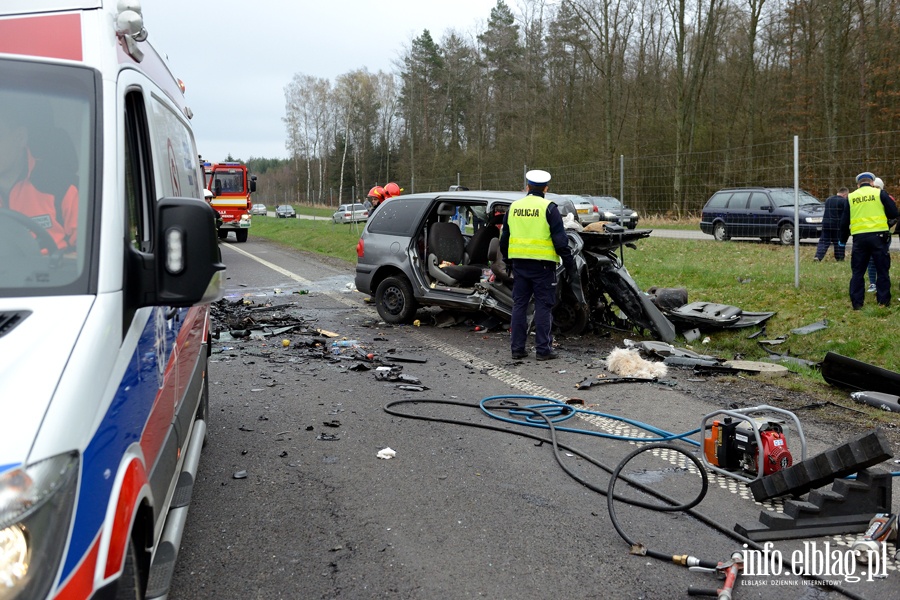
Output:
[247,217,897,393]
[251,214,362,262]
[625,238,897,372]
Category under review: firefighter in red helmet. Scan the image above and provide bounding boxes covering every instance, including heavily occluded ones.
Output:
[383,182,403,198]
[365,185,386,213]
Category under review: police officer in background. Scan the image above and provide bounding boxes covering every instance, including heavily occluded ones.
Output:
[500,169,575,360]
[840,171,898,309]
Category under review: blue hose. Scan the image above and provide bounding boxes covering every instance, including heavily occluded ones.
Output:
[479,394,701,447]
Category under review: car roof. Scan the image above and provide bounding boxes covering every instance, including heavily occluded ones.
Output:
[712,187,815,193]
[555,194,592,203]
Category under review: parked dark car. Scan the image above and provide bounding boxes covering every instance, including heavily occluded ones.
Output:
[275,204,296,218]
[585,196,640,229]
[699,187,823,245]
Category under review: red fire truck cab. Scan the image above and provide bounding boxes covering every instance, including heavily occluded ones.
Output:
[203,161,257,242]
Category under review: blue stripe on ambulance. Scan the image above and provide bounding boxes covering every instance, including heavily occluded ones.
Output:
[60,306,184,578]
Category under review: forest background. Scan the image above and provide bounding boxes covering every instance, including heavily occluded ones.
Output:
[238,0,900,216]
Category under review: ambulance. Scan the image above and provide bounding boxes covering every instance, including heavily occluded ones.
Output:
[0,1,223,599]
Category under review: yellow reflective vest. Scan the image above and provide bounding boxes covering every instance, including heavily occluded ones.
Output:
[848,185,889,235]
[507,195,559,262]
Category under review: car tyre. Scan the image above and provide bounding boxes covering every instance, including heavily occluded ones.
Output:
[713,222,730,241]
[778,223,794,245]
[235,229,248,243]
[375,276,418,324]
[115,538,144,600]
[553,290,589,335]
[217,229,228,240]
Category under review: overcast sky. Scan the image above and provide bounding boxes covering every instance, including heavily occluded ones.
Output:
[140,0,503,162]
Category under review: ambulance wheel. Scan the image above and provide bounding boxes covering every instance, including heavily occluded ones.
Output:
[218,229,228,240]
[115,538,144,600]
[235,229,248,243]
[375,276,418,324]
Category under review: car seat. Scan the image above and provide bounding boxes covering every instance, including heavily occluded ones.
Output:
[426,202,483,286]
[29,126,78,224]
[464,223,499,265]
[488,237,513,286]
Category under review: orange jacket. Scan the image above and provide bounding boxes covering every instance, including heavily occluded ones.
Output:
[4,155,78,250]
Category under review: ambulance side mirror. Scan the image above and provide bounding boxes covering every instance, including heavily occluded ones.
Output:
[249,175,257,193]
[130,197,225,308]
[154,197,225,306]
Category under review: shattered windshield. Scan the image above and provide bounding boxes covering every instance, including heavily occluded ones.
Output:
[770,190,821,208]
[0,59,96,297]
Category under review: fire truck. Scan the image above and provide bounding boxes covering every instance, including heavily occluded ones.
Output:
[203,161,257,242]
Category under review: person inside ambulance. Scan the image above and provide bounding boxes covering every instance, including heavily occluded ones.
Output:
[0,97,78,254]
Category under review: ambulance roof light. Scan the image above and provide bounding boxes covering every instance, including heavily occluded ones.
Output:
[116,1,148,61]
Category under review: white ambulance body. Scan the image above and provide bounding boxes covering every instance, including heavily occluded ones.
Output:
[0,1,223,598]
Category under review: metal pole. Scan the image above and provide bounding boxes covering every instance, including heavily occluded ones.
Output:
[794,136,800,288]
[620,155,626,265]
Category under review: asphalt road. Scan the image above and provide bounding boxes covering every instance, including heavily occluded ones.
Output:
[169,237,898,600]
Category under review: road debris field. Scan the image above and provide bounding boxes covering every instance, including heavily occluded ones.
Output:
[171,241,899,600]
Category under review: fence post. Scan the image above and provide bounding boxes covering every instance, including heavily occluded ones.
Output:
[794,136,800,288]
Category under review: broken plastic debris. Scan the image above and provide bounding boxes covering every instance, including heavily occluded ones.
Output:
[233,470,247,479]
[791,319,828,335]
[377,447,396,459]
[317,433,340,441]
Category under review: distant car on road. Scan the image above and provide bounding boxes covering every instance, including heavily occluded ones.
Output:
[586,196,640,229]
[275,205,296,218]
[251,203,267,216]
[333,203,369,223]
[558,194,599,224]
[699,187,823,245]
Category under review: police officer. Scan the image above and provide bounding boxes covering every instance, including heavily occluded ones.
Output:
[499,169,575,360]
[840,171,898,309]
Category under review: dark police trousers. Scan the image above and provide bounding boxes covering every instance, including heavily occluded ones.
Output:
[510,260,557,356]
[850,231,891,308]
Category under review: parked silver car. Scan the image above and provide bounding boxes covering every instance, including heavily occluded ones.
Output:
[250,203,267,216]
[586,196,640,229]
[559,194,600,224]
[333,203,369,223]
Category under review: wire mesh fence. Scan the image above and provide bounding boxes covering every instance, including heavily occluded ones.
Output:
[412,131,900,224]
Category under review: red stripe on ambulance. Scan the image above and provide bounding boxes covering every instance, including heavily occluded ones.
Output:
[0,13,82,61]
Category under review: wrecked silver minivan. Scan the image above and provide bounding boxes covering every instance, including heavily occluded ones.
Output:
[354,190,676,341]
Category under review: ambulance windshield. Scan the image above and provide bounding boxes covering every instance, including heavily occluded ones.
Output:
[0,59,95,297]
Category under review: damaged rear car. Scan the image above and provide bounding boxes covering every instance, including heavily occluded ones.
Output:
[354,190,676,341]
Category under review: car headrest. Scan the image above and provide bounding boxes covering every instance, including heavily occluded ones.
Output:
[437,202,456,217]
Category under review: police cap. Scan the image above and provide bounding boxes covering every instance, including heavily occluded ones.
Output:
[525,169,551,186]
[856,172,875,184]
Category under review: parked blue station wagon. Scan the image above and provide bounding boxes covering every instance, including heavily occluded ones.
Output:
[699,187,823,245]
